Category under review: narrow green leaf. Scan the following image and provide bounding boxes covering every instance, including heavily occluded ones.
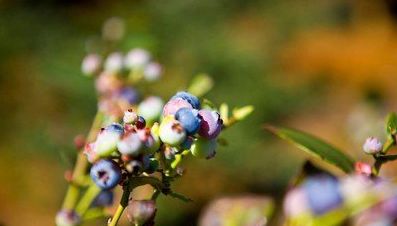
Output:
[232,105,254,121]
[266,126,355,173]
[386,112,397,136]
[187,73,214,98]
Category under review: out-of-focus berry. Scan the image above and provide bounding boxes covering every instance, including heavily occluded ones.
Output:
[143,62,162,81]
[355,162,372,176]
[125,160,143,174]
[95,73,122,94]
[175,108,200,135]
[363,137,383,154]
[163,98,192,116]
[117,87,140,105]
[159,116,186,146]
[303,174,342,215]
[81,54,101,76]
[55,209,81,226]
[102,17,125,41]
[123,109,138,124]
[191,137,217,159]
[126,200,157,226]
[172,91,200,109]
[104,52,123,73]
[91,190,114,207]
[138,96,164,124]
[90,159,122,190]
[198,109,222,139]
[124,48,151,69]
[284,188,310,218]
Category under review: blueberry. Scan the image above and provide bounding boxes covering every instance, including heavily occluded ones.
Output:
[125,160,143,175]
[94,123,124,157]
[126,200,157,226]
[198,109,222,139]
[143,62,162,81]
[303,174,342,215]
[117,87,140,105]
[138,96,164,124]
[175,108,201,135]
[90,160,122,190]
[91,190,114,207]
[137,127,160,154]
[104,52,123,73]
[124,48,151,69]
[172,91,200,109]
[55,209,81,226]
[117,131,143,157]
[81,54,101,76]
[135,116,146,129]
[162,98,193,116]
[191,137,217,159]
[159,116,186,146]
[143,157,159,174]
[180,136,194,150]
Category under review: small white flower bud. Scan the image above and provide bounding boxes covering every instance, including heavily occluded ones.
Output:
[363,137,383,154]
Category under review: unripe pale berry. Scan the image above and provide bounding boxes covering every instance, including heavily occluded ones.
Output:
[123,109,138,124]
[104,52,123,73]
[191,137,217,159]
[138,96,164,124]
[94,123,124,157]
[159,116,186,146]
[175,108,200,135]
[162,98,193,116]
[303,174,342,215]
[355,162,372,177]
[95,72,122,94]
[124,48,151,69]
[143,62,162,81]
[81,54,101,76]
[117,131,143,157]
[172,91,200,109]
[55,210,81,226]
[198,109,222,139]
[90,159,122,190]
[363,137,383,154]
[126,200,157,226]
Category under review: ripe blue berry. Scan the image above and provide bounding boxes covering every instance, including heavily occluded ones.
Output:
[138,96,164,124]
[191,137,217,159]
[163,98,193,116]
[172,91,200,109]
[92,190,114,207]
[303,174,342,215]
[90,160,122,190]
[159,116,186,146]
[175,108,201,135]
[198,109,222,139]
[55,209,81,226]
[94,123,124,157]
[117,131,143,157]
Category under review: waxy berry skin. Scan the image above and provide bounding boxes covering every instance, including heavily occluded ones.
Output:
[117,132,143,157]
[303,174,342,215]
[159,116,187,146]
[363,137,383,154]
[198,109,222,139]
[94,123,124,157]
[162,98,193,116]
[172,91,200,109]
[55,209,81,226]
[92,190,114,207]
[175,108,201,135]
[90,160,122,190]
[138,96,164,124]
[191,137,217,159]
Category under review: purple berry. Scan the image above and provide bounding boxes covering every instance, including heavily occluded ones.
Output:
[90,160,122,190]
[303,174,342,215]
[198,109,222,139]
[175,108,201,135]
[136,116,146,129]
[172,91,200,109]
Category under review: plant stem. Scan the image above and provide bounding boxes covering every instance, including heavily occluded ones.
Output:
[62,111,104,210]
[108,181,132,226]
[76,184,101,216]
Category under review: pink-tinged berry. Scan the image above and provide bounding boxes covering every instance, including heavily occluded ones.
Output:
[81,54,101,76]
[355,162,372,176]
[162,98,192,116]
[104,52,123,73]
[363,137,383,154]
[117,131,143,157]
[55,210,81,226]
[84,142,98,163]
[138,96,164,124]
[124,48,151,69]
[143,62,162,81]
[126,200,157,226]
[198,109,222,139]
[90,159,122,190]
[95,72,123,95]
[159,116,186,146]
[284,188,310,218]
[191,137,217,159]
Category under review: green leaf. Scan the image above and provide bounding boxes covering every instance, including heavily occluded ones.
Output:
[232,105,254,121]
[266,126,355,173]
[187,73,214,98]
[386,112,397,136]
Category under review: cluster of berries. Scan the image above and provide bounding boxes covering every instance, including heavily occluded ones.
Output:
[85,91,224,191]
[81,48,162,121]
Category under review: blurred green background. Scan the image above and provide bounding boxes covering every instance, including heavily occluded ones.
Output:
[1,0,397,225]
